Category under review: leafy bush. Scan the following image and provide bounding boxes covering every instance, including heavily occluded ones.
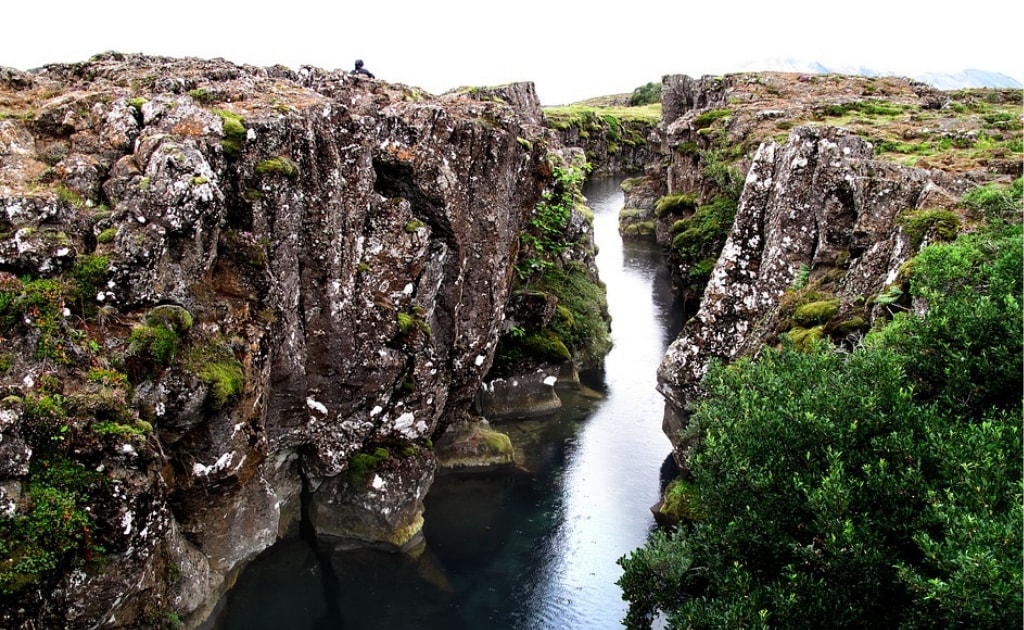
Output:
[629,82,662,107]
[961,176,1022,221]
[870,221,1022,417]
[619,211,1023,628]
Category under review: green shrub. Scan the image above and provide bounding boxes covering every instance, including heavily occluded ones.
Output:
[619,216,1023,629]
[628,82,662,107]
[961,177,1022,220]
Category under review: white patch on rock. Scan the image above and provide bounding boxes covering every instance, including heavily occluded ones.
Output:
[192,452,235,477]
[543,375,558,386]
[475,354,486,367]
[306,397,328,415]
[394,412,419,438]
[122,511,133,535]
[371,475,385,490]
[370,405,383,416]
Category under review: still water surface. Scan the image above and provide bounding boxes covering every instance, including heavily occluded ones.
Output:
[211,177,680,629]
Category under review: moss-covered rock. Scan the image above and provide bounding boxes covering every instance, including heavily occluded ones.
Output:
[792,299,841,327]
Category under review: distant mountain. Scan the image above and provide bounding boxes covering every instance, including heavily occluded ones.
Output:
[735,58,1022,90]
[915,69,1022,90]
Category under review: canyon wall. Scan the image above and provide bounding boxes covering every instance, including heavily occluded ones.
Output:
[0,53,563,627]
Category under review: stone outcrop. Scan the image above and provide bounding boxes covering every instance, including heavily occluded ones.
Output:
[546,108,660,178]
[653,86,982,464]
[646,73,1020,467]
[0,53,562,628]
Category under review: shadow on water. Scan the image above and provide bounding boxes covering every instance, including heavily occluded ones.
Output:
[208,176,681,629]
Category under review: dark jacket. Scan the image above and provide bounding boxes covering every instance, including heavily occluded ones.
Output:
[351,60,375,79]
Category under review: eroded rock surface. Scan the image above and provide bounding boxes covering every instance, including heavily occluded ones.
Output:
[0,53,558,627]
[656,123,971,464]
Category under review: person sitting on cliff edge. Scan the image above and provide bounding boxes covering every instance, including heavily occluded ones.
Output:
[351,59,375,79]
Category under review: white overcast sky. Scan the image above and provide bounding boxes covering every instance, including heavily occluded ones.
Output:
[4,0,1022,105]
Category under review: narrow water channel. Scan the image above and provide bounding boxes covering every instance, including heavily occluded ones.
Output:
[209,176,680,629]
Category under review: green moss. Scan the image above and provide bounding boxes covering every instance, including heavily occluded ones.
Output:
[91,420,150,439]
[348,447,391,487]
[831,316,868,336]
[693,108,733,130]
[197,359,245,410]
[896,208,962,248]
[214,109,246,157]
[621,221,656,237]
[144,305,193,334]
[55,185,86,208]
[0,456,104,594]
[670,196,738,299]
[480,428,514,458]
[127,97,147,111]
[127,324,179,368]
[655,192,699,217]
[659,478,704,522]
[522,330,572,362]
[96,227,118,244]
[182,342,245,410]
[534,262,612,364]
[188,88,214,104]
[792,299,841,327]
[784,325,826,350]
[404,219,426,233]
[397,310,431,336]
[255,156,298,177]
[542,103,661,129]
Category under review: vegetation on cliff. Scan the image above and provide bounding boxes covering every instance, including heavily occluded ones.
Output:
[618,178,1023,628]
[490,151,612,376]
[542,102,659,173]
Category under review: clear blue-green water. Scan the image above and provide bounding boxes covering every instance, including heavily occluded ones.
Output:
[207,177,680,629]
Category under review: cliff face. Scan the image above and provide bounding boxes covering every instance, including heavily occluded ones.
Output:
[544,106,661,178]
[650,72,1020,465]
[0,53,554,627]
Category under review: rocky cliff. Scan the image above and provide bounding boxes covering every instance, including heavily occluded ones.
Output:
[544,104,661,178]
[647,72,1022,465]
[0,53,567,627]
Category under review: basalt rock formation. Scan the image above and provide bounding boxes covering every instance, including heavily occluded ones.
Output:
[649,72,1021,466]
[0,52,572,628]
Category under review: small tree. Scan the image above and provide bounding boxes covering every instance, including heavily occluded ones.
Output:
[629,82,662,106]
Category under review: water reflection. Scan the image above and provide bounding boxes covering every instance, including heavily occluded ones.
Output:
[210,177,679,629]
